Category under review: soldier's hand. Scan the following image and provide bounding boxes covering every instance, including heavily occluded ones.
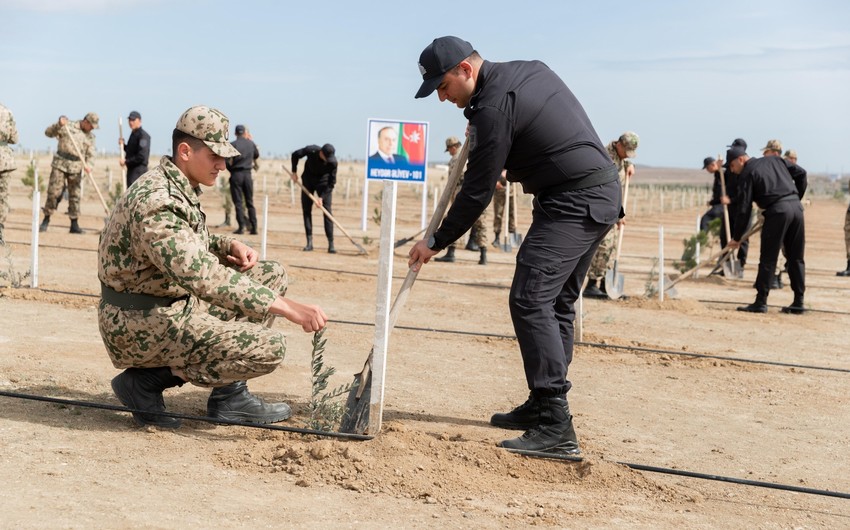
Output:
[290,172,298,182]
[119,159,126,167]
[720,195,731,205]
[83,165,92,174]
[626,165,635,179]
[408,240,438,272]
[227,239,259,271]
[59,116,68,126]
[273,297,328,332]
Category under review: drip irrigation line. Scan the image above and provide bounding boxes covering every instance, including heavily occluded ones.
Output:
[699,299,850,316]
[332,319,850,374]
[0,390,372,441]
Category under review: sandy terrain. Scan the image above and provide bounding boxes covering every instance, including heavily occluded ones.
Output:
[1,156,849,528]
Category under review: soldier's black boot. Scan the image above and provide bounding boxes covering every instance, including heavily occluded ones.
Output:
[303,236,313,251]
[737,293,768,313]
[583,279,605,299]
[39,215,50,232]
[233,226,244,235]
[837,260,850,277]
[207,381,291,424]
[328,239,337,254]
[111,367,184,428]
[69,219,83,234]
[781,293,805,315]
[478,246,487,265]
[492,231,500,248]
[435,246,455,262]
[498,396,579,454]
[490,393,542,430]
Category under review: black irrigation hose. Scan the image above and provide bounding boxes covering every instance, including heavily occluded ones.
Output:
[0,390,372,441]
[699,298,850,316]
[332,319,850,375]
[4,390,848,500]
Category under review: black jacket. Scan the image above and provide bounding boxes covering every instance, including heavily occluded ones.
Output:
[124,128,150,170]
[226,135,259,173]
[732,156,807,240]
[291,145,337,193]
[434,59,614,248]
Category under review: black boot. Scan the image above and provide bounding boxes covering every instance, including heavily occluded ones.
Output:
[69,219,83,234]
[233,226,245,235]
[465,238,479,252]
[781,294,805,315]
[491,393,542,430]
[207,381,291,424]
[303,236,313,251]
[583,279,606,299]
[111,367,184,428]
[837,260,850,277]
[737,293,768,313]
[769,274,781,290]
[39,215,50,232]
[328,239,337,254]
[435,246,455,262]
[492,231,500,248]
[498,396,579,454]
[478,246,487,265]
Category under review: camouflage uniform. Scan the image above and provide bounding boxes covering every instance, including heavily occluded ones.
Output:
[446,149,488,249]
[0,104,19,244]
[587,132,637,281]
[98,154,289,387]
[492,173,516,236]
[43,114,97,220]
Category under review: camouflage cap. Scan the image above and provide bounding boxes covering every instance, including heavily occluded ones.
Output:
[760,139,783,153]
[175,105,240,157]
[618,131,639,158]
[84,112,100,129]
[784,149,798,160]
[445,136,461,151]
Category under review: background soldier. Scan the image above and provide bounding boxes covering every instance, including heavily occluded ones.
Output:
[0,103,18,246]
[120,110,150,188]
[99,105,327,428]
[40,112,98,234]
[491,170,515,248]
[226,124,260,235]
[584,131,638,298]
[290,143,337,253]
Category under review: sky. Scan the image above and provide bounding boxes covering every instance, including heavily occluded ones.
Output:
[2,0,849,175]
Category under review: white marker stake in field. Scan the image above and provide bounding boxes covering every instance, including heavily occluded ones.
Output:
[369,180,398,434]
[658,225,665,302]
[260,195,269,261]
[30,186,40,289]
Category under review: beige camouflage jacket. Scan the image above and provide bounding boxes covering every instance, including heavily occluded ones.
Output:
[0,103,18,172]
[45,119,95,173]
[98,156,277,319]
[606,141,633,184]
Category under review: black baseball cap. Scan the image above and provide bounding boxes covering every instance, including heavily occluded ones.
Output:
[415,36,474,99]
[702,157,715,169]
[128,110,141,120]
[321,143,337,164]
[235,124,246,135]
[726,138,747,150]
[726,146,747,162]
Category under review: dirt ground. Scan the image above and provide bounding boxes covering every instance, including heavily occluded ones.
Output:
[1,158,849,528]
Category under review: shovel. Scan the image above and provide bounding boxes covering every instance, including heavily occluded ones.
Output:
[340,140,470,434]
[501,180,513,252]
[605,175,631,299]
[509,182,523,247]
[718,156,743,278]
[394,227,426,248]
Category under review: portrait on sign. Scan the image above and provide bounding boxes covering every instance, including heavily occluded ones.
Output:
[365,119,428,182]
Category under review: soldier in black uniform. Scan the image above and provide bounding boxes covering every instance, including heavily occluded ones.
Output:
[225,125,260,235]
[290,143,337,253]
[121,111,150,188]
[728,145,807,314]
[409,36,621,452]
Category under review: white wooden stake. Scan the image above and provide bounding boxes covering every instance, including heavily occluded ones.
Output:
[260,195,269,260]
[30,187,40,289]
[659,225,665,302]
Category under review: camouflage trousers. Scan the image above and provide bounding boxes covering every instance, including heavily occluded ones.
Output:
[218,174,233,217]
[99,261,288,387]
[43,167,82,219]
[587,224,618,280]
[0,169,11,230]
[450,211,488,249]
[492,187,516,234]
[844,206,850,259]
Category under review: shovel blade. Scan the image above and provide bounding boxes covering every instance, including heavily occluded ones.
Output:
[722,258,744,279]
[339,369,372,434]
[605,266,625,300]
[510,232,523,247]
[663,276,679,298]
[501,238,512,252]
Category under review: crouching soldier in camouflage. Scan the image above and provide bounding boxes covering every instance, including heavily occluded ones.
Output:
[98,105,328,428]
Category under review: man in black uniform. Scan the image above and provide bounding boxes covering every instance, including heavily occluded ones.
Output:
[702,155,750,270]
[290,143,337,253]
[409,36,621,452]
[121,110,150,188]
[225,125,260,235]
[728,145,807,314]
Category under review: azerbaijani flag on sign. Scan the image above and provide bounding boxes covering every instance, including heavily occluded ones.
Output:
[399,122,426,164]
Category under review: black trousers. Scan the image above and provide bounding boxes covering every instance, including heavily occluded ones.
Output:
[301,187,334,241]
[756,199,805,298]
[230,170,257,232]
[509,180,620,399]
[126,165,147,188]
